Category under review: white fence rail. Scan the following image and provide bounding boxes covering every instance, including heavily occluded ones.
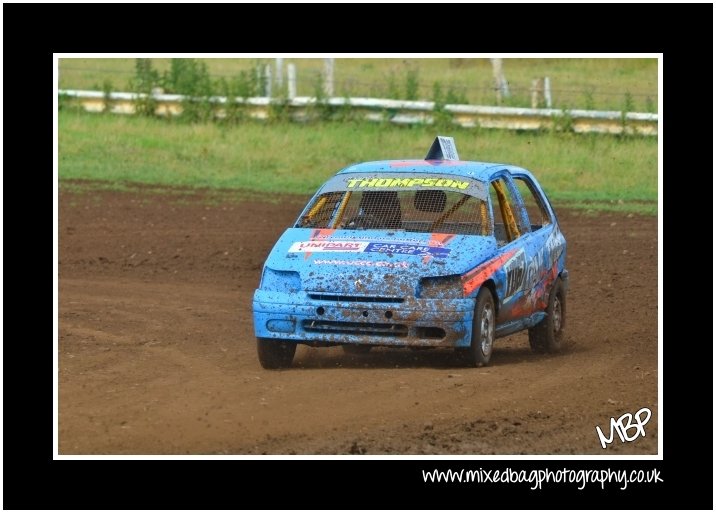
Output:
[59,89,658,136]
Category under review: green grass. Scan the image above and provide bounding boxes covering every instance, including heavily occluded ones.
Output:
[58,110,657,214]
[59,57,658,112]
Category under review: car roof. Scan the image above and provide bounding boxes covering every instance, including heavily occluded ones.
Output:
[336,160,528,181]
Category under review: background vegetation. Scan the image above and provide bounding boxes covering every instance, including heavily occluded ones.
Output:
[59,57,658,113]
[58,109,657,214]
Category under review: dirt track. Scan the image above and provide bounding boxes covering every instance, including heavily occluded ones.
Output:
[58,184,658,455]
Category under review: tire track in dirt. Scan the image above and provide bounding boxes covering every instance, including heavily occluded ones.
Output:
[59,186,657,454]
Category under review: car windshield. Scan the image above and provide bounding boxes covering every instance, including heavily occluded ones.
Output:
[296,175,491,236]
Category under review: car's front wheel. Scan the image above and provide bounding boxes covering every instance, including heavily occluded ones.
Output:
[529,277,566,353]
[257,338,296,369]
[457,287,495,367]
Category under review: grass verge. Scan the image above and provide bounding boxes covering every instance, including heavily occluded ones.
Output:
[58,111,657,214]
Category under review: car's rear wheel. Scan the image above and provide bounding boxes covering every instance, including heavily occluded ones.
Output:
[529,277,566,353]
[457,287,495,367]
[257,338,296,369]
[342,344,372,355]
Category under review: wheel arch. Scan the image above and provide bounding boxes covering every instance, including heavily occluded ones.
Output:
[479,279,500,315]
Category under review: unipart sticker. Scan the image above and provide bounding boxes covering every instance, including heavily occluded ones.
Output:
[288,241,369,253]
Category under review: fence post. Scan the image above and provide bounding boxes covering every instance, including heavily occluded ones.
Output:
[490,58,510,103]
[287,64,297,99]
[531,78,551,108]
[323,58,334,97]
[275,58,284,91]
[544,76,552,108]
[264,64,272,98]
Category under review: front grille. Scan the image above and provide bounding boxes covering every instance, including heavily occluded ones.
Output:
[308,294,404,304]
[302,320,408,337]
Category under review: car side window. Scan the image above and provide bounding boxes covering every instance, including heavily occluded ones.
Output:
[513,177,551,231]
[297,192,344,228]
[489,177,522,246]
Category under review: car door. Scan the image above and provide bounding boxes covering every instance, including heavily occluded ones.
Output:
[487,172,544,324]
[507,172,565,320]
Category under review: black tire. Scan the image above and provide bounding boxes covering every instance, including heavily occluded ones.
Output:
[457,287,495,367]
[529,277,566,353]
[342,344,372,355]
[257,338,296,369]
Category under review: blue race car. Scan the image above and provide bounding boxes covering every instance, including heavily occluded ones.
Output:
[253,136,568,369]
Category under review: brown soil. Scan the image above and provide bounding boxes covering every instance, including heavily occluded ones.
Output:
[58,185,658,455]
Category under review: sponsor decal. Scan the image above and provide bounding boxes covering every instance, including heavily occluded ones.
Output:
[502,249,527,300]
[313,259,409,269]
[365,242,450,258]
[310,231,450,248]
[288,241,368,253]
[345,177,469,190]
[291,237,454,257]
[518,227,565,298]
[461,249,518,296]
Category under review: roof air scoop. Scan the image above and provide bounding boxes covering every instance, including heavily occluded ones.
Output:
[425,136,459,161]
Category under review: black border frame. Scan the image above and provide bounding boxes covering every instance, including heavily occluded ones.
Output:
[4,2,712,510]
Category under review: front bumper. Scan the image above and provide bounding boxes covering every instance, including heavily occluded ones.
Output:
[253,290,475,348]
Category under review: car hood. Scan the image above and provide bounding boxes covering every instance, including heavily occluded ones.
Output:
[263,228,498,296]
